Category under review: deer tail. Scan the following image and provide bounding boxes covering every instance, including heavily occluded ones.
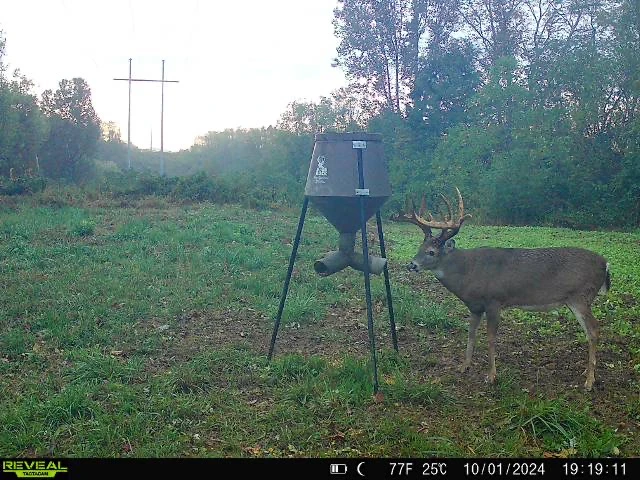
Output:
[599,262,611,295]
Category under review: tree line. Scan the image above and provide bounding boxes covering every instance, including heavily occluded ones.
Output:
[2,0,639,229]
[0,33,101,186]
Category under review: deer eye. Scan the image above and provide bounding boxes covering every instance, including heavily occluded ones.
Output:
[428,251,435,256]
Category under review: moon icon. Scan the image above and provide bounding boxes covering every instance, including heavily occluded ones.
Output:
[357,462,366,477]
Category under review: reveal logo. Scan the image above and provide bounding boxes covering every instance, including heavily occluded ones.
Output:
[2,461,68,478]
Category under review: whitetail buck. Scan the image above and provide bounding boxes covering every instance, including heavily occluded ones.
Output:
[392,188,611,391]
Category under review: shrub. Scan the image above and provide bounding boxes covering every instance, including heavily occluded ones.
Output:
[98,171,177,197]
[0,175,47,196]
[171,172,217,202]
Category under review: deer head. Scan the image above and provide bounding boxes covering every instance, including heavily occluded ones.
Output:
[391,187,472,272]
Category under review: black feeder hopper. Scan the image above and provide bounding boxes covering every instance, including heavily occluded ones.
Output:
[268,132,398,394]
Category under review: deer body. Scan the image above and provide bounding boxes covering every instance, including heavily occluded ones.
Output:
[424,247,608,311]
[393,189,610,391]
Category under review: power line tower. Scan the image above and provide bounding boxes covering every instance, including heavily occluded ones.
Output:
[114,59,179,174]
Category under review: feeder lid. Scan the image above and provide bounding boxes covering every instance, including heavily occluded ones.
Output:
[313,132,383,142]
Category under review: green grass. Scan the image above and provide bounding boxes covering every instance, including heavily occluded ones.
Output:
[1,198,638,457]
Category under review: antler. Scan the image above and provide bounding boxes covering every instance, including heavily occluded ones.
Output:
[391,195,436,237]
[392,187,472,241]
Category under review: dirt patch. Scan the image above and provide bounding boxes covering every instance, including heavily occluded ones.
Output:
[132,259,638,455]
[141,299,637,437]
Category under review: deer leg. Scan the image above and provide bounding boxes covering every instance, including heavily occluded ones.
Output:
[568,303,599,391]
[485,305,500,384]
[459,311,482,373]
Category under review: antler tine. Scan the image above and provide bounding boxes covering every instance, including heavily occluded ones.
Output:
[455,187,473,224]
[435,187,473,243]
[439,193,453,222]
[391,194,433,236]
[392,188,472,242]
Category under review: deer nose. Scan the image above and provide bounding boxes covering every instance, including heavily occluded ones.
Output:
[407,261,419,272]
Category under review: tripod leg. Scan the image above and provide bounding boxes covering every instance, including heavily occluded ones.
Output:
[360,198,379,393]
[268,197,309,360]
[376,210,398,352]
[356,149,379,394]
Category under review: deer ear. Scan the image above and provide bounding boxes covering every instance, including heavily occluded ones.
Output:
[444,239,456,253]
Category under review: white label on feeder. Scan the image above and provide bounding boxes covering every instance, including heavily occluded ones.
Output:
[315,155,328,176]
[352,141,367,149]
[355,188,370,196]
[314,155,328,183]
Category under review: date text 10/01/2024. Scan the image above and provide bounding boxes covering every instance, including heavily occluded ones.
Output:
[382,461,629,477]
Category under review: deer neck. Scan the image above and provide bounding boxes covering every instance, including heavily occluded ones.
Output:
[431,250,469,291]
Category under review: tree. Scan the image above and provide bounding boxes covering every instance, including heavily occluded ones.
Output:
[39,78,101,181]
[101,121,122,143]
[608,0,640,226]
[97,121,128,170]
[457,0,527,70]
[333,0,453,115]
[277,99,328,134]
[326,87,368,130]
[411,38,480,142]
[0,32,47,177]
[276,92,364,134]
[0,29,6,78]
[607,0,640,126]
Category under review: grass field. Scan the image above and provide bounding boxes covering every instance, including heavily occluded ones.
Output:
[1,195,639,457]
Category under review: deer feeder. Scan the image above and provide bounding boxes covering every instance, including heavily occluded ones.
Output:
[305,133,391,276]
[268,132,397,395]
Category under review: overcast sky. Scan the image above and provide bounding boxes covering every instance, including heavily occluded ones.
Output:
[1,0,347,151]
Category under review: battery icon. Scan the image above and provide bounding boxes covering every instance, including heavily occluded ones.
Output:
[330,464,348,474]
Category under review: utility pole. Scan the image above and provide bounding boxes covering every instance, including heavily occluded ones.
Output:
[161,60,166,176]
[124,58,132,169]
[114,59,179,174]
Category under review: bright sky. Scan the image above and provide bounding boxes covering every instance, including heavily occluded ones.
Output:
[1,0,347,151]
